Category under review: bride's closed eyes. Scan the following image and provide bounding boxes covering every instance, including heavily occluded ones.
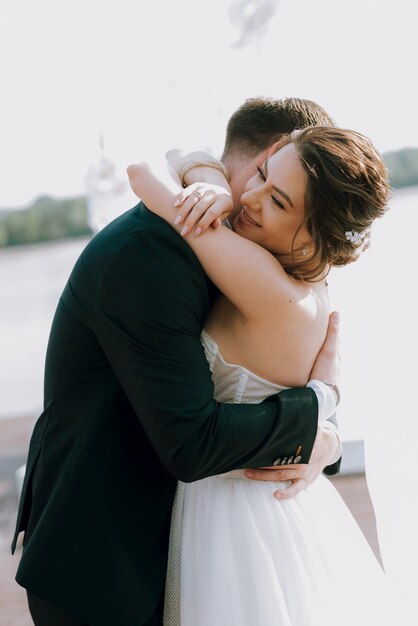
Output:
[256,165,286,211]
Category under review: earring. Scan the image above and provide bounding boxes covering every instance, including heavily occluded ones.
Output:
[301,247,308,257]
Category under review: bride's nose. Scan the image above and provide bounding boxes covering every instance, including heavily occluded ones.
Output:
[240,186,262,211]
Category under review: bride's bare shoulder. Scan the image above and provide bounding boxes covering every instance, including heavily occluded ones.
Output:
[266,275,329,324]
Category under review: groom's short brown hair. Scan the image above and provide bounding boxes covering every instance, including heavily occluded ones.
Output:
[222,97,336,159]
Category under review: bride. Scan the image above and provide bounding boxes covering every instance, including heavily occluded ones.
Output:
[127,126,393,625]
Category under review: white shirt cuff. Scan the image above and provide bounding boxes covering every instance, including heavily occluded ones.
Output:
[306,379,337,424]
[307,380,342,465]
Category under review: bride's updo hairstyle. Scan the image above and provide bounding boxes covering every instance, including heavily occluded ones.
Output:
[277,126,390,281]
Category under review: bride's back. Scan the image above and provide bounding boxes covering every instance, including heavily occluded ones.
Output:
[204,281,330,389]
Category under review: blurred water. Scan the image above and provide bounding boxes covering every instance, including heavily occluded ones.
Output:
[0,237,89,419]
[1,187,417,441]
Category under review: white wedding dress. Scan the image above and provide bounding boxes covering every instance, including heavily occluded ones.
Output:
[163,330,394,625]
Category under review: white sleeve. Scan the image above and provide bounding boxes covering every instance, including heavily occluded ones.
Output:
[306,379,342,464]
[306,379,338,423]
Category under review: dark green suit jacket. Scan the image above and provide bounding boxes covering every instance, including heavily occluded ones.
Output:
[12,204,322,625]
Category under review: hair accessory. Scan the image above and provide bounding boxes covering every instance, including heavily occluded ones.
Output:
[345,230,367,246]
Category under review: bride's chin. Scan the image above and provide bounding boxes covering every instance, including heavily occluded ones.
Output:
[232,223,253,241]
[232,216,249,237]
[231,215,239,231]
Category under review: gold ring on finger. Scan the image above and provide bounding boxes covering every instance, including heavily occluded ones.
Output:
[190,190,202,203]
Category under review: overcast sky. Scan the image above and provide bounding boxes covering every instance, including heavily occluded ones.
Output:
[1,0,416,207]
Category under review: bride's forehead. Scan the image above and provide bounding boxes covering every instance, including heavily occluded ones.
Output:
[269,144,305,182]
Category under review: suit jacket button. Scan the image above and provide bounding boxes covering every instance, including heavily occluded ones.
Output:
[273,458,281,466]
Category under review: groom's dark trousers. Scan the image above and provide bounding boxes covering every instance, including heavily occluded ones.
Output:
[27,589,164,625]
[12,203,338,626]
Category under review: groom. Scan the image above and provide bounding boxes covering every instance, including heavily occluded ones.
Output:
[12,97,341,626]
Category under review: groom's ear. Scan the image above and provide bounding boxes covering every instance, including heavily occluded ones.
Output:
[253,146,272,167]
[266,141,283,157]
[267,132,298,158]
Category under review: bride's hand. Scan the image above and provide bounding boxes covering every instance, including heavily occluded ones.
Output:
[173,183,233,236]
[244,428,340,500]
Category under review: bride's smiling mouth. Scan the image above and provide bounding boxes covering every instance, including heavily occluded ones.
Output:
[239,207,262,228]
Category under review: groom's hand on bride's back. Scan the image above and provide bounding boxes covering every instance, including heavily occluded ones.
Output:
[310,311,340,388]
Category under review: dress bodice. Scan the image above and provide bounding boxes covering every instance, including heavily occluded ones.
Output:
[202,330,289,480]
[201,329,288,405]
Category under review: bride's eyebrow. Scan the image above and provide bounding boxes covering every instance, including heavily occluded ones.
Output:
[264,158,294,208]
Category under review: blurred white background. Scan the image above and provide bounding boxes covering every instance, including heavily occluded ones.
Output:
[0,0,416,208]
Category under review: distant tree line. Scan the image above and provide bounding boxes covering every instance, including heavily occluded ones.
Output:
[384,147,418,189]
[1,147,418,248]
[0,195,91,247]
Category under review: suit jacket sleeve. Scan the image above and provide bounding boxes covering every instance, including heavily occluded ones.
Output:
[92,226,319,482]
